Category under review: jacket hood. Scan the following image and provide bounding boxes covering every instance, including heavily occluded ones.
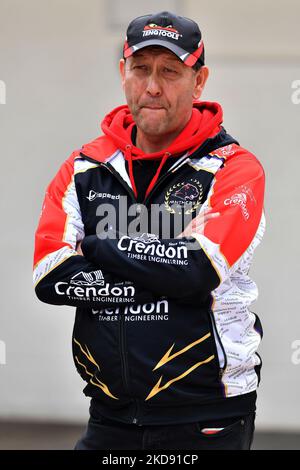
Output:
[100,100,223,160]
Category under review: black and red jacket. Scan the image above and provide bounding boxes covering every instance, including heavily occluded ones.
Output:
[33,101,265,425]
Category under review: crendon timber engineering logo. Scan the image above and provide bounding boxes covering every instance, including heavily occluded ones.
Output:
[117,234,189,265]
[55,270,135,302]
[92,299,169,322]
[224,185,256,221]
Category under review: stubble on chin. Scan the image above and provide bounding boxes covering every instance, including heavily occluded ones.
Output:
[133,109,169,137]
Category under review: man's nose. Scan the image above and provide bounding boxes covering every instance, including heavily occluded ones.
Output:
[146,73,162,97]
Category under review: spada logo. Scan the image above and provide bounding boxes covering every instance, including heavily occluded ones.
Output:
[165,179,203,214]
[142,23,182,41]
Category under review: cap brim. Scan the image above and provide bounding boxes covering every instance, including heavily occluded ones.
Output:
[123,39,195,65]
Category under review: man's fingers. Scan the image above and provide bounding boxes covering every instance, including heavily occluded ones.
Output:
[190,211,220,233]
[177,211,220,238]
[193,211,220,226]
[203,211,220,221]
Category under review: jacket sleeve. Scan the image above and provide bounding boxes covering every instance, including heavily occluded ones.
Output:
[33,152,157,308]
[81,148,266,299]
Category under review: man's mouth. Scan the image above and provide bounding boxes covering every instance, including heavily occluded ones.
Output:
[142,106,165,110]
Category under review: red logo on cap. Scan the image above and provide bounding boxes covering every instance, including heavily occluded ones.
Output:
[144,23,179,34]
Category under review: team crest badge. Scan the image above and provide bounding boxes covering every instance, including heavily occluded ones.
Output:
[164,179,203,215]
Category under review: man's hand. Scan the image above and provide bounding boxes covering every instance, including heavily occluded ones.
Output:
[177,208,220,238]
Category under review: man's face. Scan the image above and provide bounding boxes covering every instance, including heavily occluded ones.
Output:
[119,47,208,139]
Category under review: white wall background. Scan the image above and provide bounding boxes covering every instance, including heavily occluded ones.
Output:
[0,0,299,431]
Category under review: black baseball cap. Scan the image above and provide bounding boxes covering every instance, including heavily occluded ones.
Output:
[123,11,205,67]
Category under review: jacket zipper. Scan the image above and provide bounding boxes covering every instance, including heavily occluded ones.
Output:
[118,284,143,424]
[118,312,131,395]
[118,307,141,424]
[209,309,228,378]
[143,156,190,207]
[100,161,137,205]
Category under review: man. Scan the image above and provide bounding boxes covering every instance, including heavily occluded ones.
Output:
[33,11,265,450]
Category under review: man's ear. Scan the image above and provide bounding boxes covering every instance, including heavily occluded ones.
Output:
[119,59,126,88]
[193,66,209,100]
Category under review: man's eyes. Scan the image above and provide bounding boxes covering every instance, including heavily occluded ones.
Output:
[163,67,178,74]
[132,65,178,75]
